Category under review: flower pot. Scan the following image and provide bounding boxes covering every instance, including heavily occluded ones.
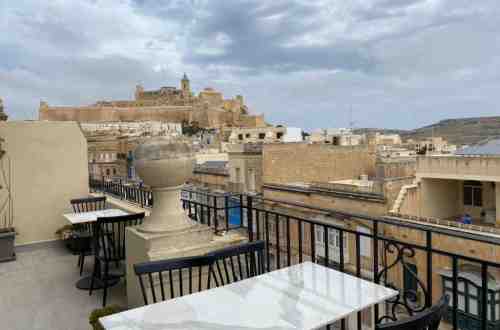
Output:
[0,228,16,262]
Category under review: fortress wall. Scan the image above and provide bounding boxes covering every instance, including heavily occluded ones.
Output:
[39,106,194,123]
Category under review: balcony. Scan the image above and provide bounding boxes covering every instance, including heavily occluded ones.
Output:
[3,162,500,329]
[417,155,500,182]
[84,180,500,330]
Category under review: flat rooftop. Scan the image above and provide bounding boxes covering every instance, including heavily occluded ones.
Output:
[0,242,126,330]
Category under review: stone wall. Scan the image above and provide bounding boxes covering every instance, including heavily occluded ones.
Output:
[376,158,416,179]
[263,187,388,216]
[190,172,228,191]
[40,103,264,129]
[40,105,192,123]
[262,143,377,185]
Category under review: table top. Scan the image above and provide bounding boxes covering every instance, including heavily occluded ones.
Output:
[63,209,129,225]
[100,261,398,330]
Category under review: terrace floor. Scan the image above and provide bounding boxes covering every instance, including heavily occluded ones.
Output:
[0,241,127,330]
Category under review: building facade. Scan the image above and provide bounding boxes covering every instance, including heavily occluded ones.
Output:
[225,126,302,144]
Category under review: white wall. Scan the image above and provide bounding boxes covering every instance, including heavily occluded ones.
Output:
[283,127,303,142]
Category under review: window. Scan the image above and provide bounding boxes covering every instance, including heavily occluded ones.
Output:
[238,134,243,141]
[113,168,116,175]
[357,226,371,257]
[442,274,499,323]
[258,133,266,139]
[235,168,241,183]
[464,181,482,207]
[248,168,256,191]
[276,132,283,139]
[106,168,110,176]
[315,226,344,247]
[245,133,251,138]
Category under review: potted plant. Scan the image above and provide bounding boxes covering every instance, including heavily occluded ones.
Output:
[0,137,15,262]
[89,305,124,330]
[0,227,15,262]
[55,224,91,254]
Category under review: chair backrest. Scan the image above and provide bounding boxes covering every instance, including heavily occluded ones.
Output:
[71,196,107,213]
[134,255,215,305]
[376,295,450,330]
[208,240,266,286]
[94,212,145,262]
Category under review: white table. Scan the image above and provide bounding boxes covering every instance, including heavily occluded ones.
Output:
[100,261,398,330]
[63,209,129,225]
[64,208,129,290]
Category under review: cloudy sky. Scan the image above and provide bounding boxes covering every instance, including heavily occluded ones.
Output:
[1,0,499,130]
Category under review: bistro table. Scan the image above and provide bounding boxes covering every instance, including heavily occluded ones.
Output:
[64,208,129,290]
[100,261,398,330]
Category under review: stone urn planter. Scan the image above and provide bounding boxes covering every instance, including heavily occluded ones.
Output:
[134,137,196,233]
[0,227,15,262]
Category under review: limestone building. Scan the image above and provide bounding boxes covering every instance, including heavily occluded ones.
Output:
[310,128,365,145]
[225,126,302,144]
[39,75,266,129]
[85,121,182,181]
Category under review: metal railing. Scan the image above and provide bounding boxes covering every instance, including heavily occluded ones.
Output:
[90,178,500,330]
[90,178,153,208]
[89,179,243,233]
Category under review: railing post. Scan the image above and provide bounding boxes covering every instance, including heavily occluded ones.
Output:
[213,195,219,232]
[119,179,123,200]
[224,195,230,231]
[247,195,253,242]
[239,194,244,228]
[426,230,433,308]
[373,220,379,324]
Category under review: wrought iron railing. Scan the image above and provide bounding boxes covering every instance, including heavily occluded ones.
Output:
[89,179,500,330]
[89,178,153,208]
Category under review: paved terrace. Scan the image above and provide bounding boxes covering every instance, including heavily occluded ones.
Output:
[0,242,126,330]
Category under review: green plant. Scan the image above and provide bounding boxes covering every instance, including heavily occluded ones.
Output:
[55,224,73,235]
[89,305,124,330]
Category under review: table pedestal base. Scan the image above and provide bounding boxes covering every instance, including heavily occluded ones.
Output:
[76,275,120,290]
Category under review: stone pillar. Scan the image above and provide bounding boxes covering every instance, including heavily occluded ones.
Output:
[125,137,246,307]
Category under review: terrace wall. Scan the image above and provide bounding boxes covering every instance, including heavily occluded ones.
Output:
[0,121,89,245]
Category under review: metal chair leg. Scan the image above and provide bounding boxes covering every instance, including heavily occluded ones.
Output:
[102,262,109,307]
[89,260,98,296]
[80,254,85,276]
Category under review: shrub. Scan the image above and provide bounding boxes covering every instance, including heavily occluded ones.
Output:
[89,305,124,330]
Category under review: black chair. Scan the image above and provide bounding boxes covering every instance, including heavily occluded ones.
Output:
[376,295,449,330]
[90,212,145,307]
[70,196,107,275]
[208,240,266,286]
[134,255,215,305]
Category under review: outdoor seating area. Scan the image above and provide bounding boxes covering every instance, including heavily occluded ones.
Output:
[1,191,458,330]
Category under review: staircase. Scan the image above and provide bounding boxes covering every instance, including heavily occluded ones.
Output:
[390,180,418,215]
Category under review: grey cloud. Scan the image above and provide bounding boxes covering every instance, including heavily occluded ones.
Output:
[1,0,500,130]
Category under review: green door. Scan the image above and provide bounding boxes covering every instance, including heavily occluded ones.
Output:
[404,263,418,301]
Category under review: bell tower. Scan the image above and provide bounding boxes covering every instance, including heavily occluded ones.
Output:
[181,73,191,99]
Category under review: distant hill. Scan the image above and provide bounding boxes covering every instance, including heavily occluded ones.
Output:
[354,116,500,146]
